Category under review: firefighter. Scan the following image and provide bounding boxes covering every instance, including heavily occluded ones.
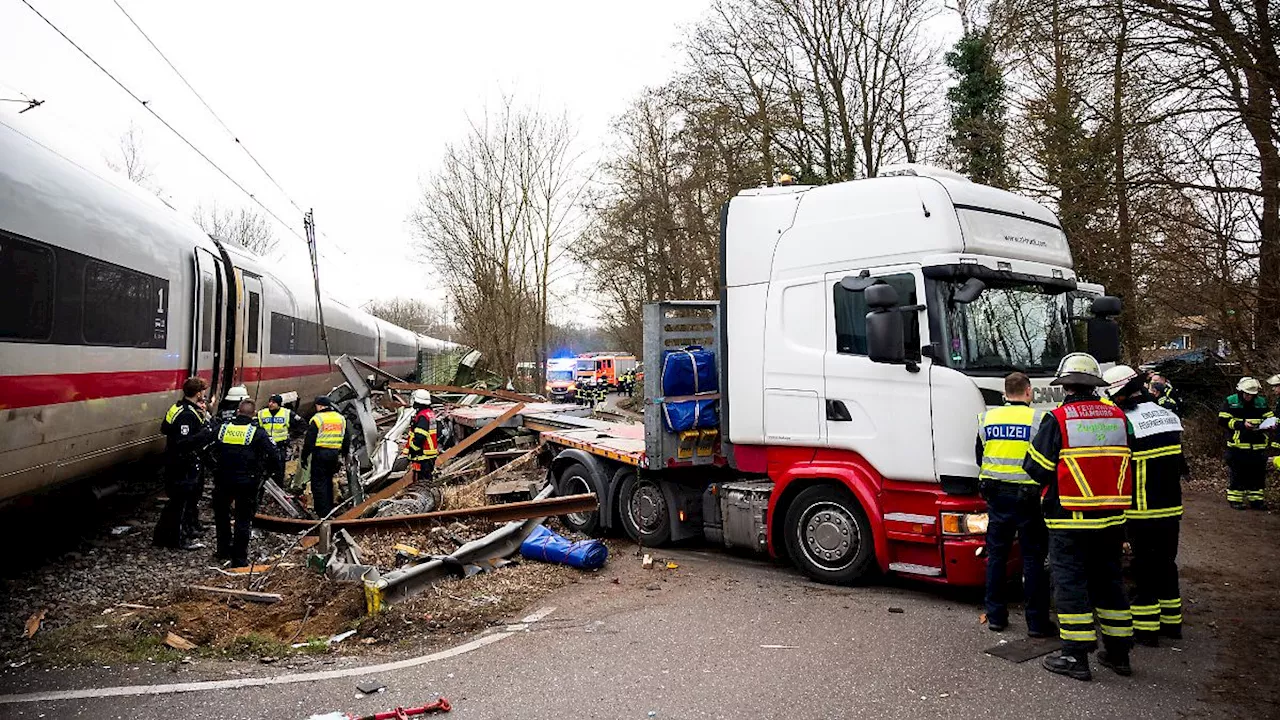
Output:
[1148,374,1180,416]
[257,394,301,488]
[300,396,349,518]
[1267,374,1280,404]
[976,372,1053,637]
[1104,365,1187,645]
[215,386,250,424]
[1024,353,1134,681]
[212,398,280,567]
[1219,377,1271,509]
[406,389,440,484]
[154,377,214,551]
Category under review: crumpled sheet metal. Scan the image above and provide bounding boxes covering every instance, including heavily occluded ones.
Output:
[363,485,554,612]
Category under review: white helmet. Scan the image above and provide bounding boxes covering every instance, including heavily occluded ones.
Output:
[1102,364,1140,397]
[1266,374,1280,387]
[1050,352,1107,387]
[1238,377,1262,395]
[411,389,432,406]
[224,386,250,402]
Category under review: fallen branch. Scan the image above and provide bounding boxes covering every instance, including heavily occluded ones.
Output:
[186,585,283,604]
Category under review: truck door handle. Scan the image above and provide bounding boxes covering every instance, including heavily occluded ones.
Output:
[826,400,853,422]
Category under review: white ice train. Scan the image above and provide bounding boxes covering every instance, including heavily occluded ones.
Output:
[0,120,458,504]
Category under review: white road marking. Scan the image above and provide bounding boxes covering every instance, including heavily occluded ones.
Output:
[0,606,557,705]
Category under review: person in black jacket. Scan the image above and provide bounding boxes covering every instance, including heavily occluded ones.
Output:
[300,396,350,517]
[212,398,281,567]
[1105,365,1187,645]
[154,377,214,550]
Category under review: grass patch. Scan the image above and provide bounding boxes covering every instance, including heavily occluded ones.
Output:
[218,632,293,660]
[30,617,185,666]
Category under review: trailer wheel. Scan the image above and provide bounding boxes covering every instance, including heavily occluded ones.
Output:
[555,462,601,535]
[783,485,874,585]
[617,471,672,546]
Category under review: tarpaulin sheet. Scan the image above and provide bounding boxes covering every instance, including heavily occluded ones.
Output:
[661,347,718,397]
[662,398,718,432]
[519,524,608,570]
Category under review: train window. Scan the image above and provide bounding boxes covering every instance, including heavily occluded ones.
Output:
[82,260,169,348]
[200,273,214,351]
[0,234,55,341]
[246,291,260,353]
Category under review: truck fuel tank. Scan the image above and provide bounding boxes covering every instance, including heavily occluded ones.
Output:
[703,480,773,553]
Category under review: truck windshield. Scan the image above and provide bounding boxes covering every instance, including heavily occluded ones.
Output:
[548,370,574,382]
[943,282,1074,374]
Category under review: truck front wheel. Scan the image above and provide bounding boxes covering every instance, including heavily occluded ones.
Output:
[617,471,672,546]
[783,485,875,585]
[555,462,601,536]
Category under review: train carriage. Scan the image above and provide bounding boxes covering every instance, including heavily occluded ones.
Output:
[0,120,457,503]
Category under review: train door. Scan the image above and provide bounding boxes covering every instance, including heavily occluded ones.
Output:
[191,248,228,400]
[240,274,264,399]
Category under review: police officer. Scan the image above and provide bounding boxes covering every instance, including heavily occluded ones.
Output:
[300,396,349,518]
[213,398,280,567]
[1024,353,1134,681]
[406,389,440,483]
[193,385,250,537]
[1218,377,1271,509]
[1104,364,1187,645]
[976,372,1053,637]
[155,377,214,550]
[257,394,300,487]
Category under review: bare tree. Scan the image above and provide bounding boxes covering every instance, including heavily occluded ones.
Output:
[192,202,279,257]
[409,99,585,379]
[364,297,452,337]
[105,122,162,193]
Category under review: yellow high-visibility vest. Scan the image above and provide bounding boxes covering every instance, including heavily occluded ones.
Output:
[257,407,292,444]
[977,404,1043,486]
[311,410,346,449]
[218,423,257,446]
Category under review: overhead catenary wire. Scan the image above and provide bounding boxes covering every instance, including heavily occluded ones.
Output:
[17,0,305,242]
[108,0,305,216]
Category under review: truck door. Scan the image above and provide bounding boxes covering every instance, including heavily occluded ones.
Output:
[823,267,935,482]
[240,274,264,398]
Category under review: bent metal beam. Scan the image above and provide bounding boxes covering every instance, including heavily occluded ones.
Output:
[254,492,598,534]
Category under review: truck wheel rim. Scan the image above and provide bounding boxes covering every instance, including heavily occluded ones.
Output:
[628,482,666,535]
[798,501,858,571]
[565,475,594,525]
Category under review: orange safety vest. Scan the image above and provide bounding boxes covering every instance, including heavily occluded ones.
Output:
[1049,400,1133,511]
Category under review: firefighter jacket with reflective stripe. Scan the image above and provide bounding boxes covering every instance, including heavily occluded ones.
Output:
[1218,393,1272,450]
[1155,388,1180,416]
[407,407,439,461]
[977,403,1043,485]
[1118,395,1186,519]
[1024,394,1132,530]
[214,416,281,486]
[257,407,295,444]
[161,400,212,459]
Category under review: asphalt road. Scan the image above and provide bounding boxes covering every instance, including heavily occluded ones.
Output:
[0,528,1220,720]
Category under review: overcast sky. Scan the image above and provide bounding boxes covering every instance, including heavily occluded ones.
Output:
[0,0,713,322]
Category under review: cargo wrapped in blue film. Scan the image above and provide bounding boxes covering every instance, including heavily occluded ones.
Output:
[662,397,718,433]
[662,346,718,397]
[519,524,608,570]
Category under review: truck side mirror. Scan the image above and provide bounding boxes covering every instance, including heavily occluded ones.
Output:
[865,283,905,364]
[1087,295,1123,363]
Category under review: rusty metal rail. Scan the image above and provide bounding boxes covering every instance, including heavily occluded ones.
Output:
[254,493,598,534]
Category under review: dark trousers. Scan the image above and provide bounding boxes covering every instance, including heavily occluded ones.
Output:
[183,469,205,534]
[310,449,341,518]
[213,481,258,566]
[1128,517,1182,637]
[1048,525,1133,657]
[413,458,436,485]
[1226,449,1266,504]
[154,461,199,547]
[983,484,1050,631]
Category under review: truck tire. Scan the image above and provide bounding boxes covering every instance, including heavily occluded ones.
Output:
[783,484,875,585]
[617,471,672,547]
[555,461,602,536]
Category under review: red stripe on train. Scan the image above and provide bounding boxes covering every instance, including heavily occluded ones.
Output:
[2,360,421,410]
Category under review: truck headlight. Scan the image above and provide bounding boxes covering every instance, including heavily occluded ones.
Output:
[941,511,988,536]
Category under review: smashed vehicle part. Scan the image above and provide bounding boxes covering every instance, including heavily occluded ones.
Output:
[372,489,443,518]
[256,492,598,533]
[261,478,305,518]
[364,486,559,611]
[388,382,539,404]
[436,403,526,469]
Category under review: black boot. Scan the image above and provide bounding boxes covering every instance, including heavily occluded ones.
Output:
[1098,650,1133,676]
[1249,500,1266,510]
[1042,652,1091,681]
[1230,501,1247,510]
[1134,630,1159,648]
[1161,624,1182,640]
[1028,621,1059,639]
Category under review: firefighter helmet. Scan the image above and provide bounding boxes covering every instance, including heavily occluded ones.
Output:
[1102,364,1141,397]
[1237,377,1262,395]
[1050,352,1108,387]
[411,389,432,406]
